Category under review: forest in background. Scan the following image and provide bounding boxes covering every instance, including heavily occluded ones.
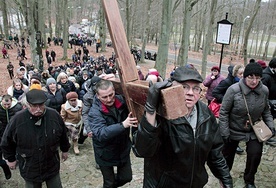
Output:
[0,0,275,78]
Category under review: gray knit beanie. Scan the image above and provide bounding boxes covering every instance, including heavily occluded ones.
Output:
[46,78,56,86]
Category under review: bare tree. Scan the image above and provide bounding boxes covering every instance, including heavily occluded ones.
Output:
[1,0,9,38]
[262,1,275,60]
[177,0,199,67]
[141,0,153,63]
[201,0,217,79]
[47,0,53,39]
[99,0,106,52]
[55,0,62,38]
[155,0,173,77]
[243,0,261,65]
[62,0,69,59]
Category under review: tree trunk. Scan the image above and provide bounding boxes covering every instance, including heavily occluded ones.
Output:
[177,0,199,66]
[99,1,106,52]
[243,0,261,65]
[38,0,46,48]
[201,0,217,79]
[1,0,9,38]
[48,0,53,39]
[262,1,275,60]
[254,23,260,57]
[248,32,255,59]
[55,0,61,38]
[16,10,22,36]
[62,0,69,60]
[155,0,173,78]
[273,46,276,57]
[141,0,153,63]
[126,0,131,44]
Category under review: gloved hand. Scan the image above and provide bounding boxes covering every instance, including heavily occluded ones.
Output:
[145,80,172,114]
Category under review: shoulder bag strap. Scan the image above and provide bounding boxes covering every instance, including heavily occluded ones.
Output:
[242,94,253,126]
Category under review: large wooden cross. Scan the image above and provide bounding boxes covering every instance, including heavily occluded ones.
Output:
[102,0,187,121]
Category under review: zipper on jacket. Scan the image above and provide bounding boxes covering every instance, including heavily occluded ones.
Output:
[189,131,196,188]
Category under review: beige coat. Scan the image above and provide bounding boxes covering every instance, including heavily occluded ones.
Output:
[60,99,83,125]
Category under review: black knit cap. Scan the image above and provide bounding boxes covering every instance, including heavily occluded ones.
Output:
[31,73,41,82]
[243,62,263,78]
[171,66,203,83]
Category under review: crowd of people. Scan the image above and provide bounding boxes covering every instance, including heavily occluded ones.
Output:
[0,36,275,188]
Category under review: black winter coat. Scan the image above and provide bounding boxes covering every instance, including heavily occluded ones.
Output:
[133,101,232,188]
[45,87,66,113]
[212,66,236,103]
[58,80,77,94]
[88,95,131,167]
[0,107,70,182]
[0,99,22,137]
[262,67,276,117]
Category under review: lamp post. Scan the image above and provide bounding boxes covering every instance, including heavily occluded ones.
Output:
[216,13,233,71]
[237,15,250,58]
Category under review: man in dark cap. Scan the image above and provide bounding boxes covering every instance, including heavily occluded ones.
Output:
[1,89,70,187]
[133,66,233,188]
[261,57,276,147]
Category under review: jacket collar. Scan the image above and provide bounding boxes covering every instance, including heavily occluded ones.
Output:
[239,78,263,95]
[64,100,82,111]
[101,97,123,114]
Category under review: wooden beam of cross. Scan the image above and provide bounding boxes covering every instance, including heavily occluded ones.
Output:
[102,0,188,120]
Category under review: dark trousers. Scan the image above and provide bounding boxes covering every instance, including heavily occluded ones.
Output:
[99,160,132,188]
[25,173,62,188]
[222,139,263,184]
[78,125,88,144]
[8,71,14,79]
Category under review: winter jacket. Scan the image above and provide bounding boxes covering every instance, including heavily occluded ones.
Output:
[133,101,232,188]
[88,95,131,167]
[0,107,70,182]
[219,79,275,141]
[7,84,28,99]
[212,66,235,103]
[82,88,95,134]
[261,67,276,117]
[0,98,22,135]
[203,73,225,101]
[57,80,77,94]
[60,100,83,125]
[45,87,66,113]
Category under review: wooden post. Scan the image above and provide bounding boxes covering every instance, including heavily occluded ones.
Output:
[102,0,188,120]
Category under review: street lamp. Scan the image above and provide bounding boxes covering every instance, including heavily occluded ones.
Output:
[237,15,250,58]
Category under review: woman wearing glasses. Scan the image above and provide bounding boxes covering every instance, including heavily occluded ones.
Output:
[219,62,275,188]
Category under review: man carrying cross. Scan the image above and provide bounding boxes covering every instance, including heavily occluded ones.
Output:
[133,66,233,188]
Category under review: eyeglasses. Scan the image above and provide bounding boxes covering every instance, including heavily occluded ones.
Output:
[247,75,261,81]
[182,84,202,94]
